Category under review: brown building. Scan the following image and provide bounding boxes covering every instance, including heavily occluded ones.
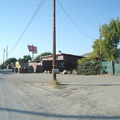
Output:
[41,53,84,72]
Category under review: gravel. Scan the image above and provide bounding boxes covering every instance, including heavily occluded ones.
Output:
[0,70,120,120]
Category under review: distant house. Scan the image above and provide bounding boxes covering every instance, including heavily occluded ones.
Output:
[41,53,84,72]
[82,52,91,57]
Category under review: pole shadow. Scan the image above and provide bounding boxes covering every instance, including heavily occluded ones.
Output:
[0,107,120,119]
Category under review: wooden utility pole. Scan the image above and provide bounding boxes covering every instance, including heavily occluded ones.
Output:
[52,0,57,83]
[99,23,102,59]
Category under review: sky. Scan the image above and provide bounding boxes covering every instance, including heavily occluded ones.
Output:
[0,0,120,63]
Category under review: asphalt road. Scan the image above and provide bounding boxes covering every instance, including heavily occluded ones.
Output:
[0,69,120,120]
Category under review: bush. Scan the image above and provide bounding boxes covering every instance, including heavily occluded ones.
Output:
[77,61,102,75]
[0,64,5,69]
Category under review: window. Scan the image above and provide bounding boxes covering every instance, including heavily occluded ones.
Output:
[61,63,64,68]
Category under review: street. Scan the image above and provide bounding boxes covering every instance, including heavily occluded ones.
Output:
[0,69,120,120]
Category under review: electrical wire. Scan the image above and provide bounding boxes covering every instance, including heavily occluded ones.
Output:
[8,0,45,55]
[57,0,95,40]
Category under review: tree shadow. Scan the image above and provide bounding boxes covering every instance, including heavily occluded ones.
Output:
[0,107,120,119]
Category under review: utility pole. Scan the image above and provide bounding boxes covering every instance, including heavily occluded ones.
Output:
[52,0,57,84]
[32,44,34,61]
[99,23,102,59]
[3,49,5,63]
[6,45,8,60]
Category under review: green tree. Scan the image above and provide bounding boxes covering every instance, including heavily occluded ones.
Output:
[35,52,52,60]
[23,55,31,62]
[4,57,17,68]
[101,18,120,61]
[92,18,120,61]
[92,39,104,58]
[0,64,5,69]
[0,57,17,69]
[4,58,17,65]
[18,55,31,62]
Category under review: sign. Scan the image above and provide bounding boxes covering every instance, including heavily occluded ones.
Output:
[52,69,59,73]
[27,45,37,54]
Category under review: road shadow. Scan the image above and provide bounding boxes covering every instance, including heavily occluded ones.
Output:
[0,107,120,119]
[60,83,120,87]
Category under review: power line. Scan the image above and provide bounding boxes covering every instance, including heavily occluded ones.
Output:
[8,0,45,55]
[57,0,95,40]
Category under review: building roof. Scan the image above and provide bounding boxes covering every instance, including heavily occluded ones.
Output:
[41,53,84,59]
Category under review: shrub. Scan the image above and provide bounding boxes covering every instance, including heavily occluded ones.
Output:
[77,61,102,75]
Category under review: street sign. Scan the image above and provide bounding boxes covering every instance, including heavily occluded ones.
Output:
[52,69,59,73]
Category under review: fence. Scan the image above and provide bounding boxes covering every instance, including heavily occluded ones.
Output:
[101,61,120,75]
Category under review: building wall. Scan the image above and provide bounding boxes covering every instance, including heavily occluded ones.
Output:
[42,54,64,61]
[42,60,67,72]
[28,62,43,73]
[57,55,64,60]
[63,55,82,70]
[41,54,83,72]
[56,60,67,71]
[42,57,53,61]
[42,61,52,71]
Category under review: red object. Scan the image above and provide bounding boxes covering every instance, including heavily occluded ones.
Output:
[27,45,37,53]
